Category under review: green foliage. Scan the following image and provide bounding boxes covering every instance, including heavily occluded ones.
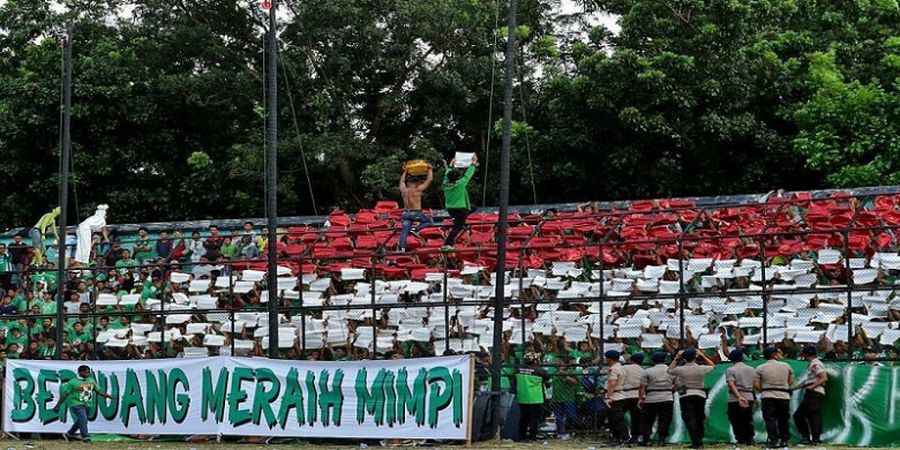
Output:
[187,152,213,170]
[0,0,896,227]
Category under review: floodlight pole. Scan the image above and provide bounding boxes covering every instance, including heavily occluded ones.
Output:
[265,0,279,356]
[56,25,73,359]
[490,0,518,437]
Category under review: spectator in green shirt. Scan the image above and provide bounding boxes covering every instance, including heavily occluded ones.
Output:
[53,365,113,442]
[115,250,136,276]
[220,236,238,259]
[551,354,582,439]
[441,154,478,248]
[512,351,549,442]
[133,227,156,263]
[29,207,60,264]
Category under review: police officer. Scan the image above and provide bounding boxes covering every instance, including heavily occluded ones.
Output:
[793,345,827,445]
[755,347,794,449]
[725,349,756,446]
[668,348,714,449]
[638,351,675,446]
[621,353,646,444]
[604,350,630,445]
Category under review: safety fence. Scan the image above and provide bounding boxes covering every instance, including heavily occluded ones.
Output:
[2,192,900,365]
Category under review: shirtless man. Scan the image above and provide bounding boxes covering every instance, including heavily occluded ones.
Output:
[398,164,433,251]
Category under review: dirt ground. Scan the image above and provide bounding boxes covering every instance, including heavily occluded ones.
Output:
[0,438,893,450]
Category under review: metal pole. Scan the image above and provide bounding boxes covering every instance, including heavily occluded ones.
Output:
[300,256,306,354]
[442,253,450,356]
[843,230,853,357]
[265,0,279,356]
[677,239,686,349]
[490,0,518,438]
[55,26,73,359]
[597,244,605,355]
[371,256,378,360]
[759,236,768,347]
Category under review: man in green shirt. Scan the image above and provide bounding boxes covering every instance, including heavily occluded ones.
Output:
[551,354,582,439]
[29,207,61,264]
[53,365,112,442]
[513,351,548,441]
[220,236,238,259]
[133,227,156,263]
[441,154,478,248]
[115,250,136,276]
[67,322,92,346]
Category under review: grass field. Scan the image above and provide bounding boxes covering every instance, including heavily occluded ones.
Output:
[0,439,894,450]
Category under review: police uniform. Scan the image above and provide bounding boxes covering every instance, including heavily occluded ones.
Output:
[606,362,631,442]
[620,362,645,442]
[793,357,826,443]
[639,363,675,444]
[756,359,793,447]
[725,361,757,445]
[669,362,713,448]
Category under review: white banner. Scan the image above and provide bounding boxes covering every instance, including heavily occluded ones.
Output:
[4,355,474,440]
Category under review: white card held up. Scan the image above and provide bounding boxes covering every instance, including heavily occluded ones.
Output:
[453,152,475,168]
[97,293,118,306]
[640,333,664,349]
[697,333,721,349]
[203,334,226,346]
[120,294,141,306]
[169,271,191,284]
[182,347,209,358]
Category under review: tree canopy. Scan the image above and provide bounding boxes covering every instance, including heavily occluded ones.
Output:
[0,0,897,228]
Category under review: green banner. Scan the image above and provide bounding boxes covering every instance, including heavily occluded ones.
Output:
[667,361,899,446]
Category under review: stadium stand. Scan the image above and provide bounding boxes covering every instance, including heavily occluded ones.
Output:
[3,188,900,440]
[1,188,898,368]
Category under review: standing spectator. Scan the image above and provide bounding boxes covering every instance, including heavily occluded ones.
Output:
[53,364,113,442]
[513,351,548,442]
[441,155,478,249]
[256,226,269,254]
[155,231,172,261]
[203,225,223,259]
[639,351,675,446]
[793,346,827,445]
[755,347,794,449]
[8,233,27,283]
[115,250,136,276]
[220,236,238,259]
[74,205,109,264]
[668,349,715,449]
[397,164,433,252]
[239,235,259,258]
[30,207,60,264]
[169,229,188,262]
[0,244,13,290]
[242,221,257,241]
[550,354,580,440]
[104,240,125,267]
[133,227,156,264]
[725,349,757,446]
[188,231,205,264]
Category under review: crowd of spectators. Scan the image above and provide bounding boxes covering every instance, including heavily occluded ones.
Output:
[0,192,898,376]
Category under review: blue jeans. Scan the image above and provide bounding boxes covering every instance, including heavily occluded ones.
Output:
[28,227,44,254]
[67,405,90,439]
[398,210,431,249]
[553,401,579,433]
